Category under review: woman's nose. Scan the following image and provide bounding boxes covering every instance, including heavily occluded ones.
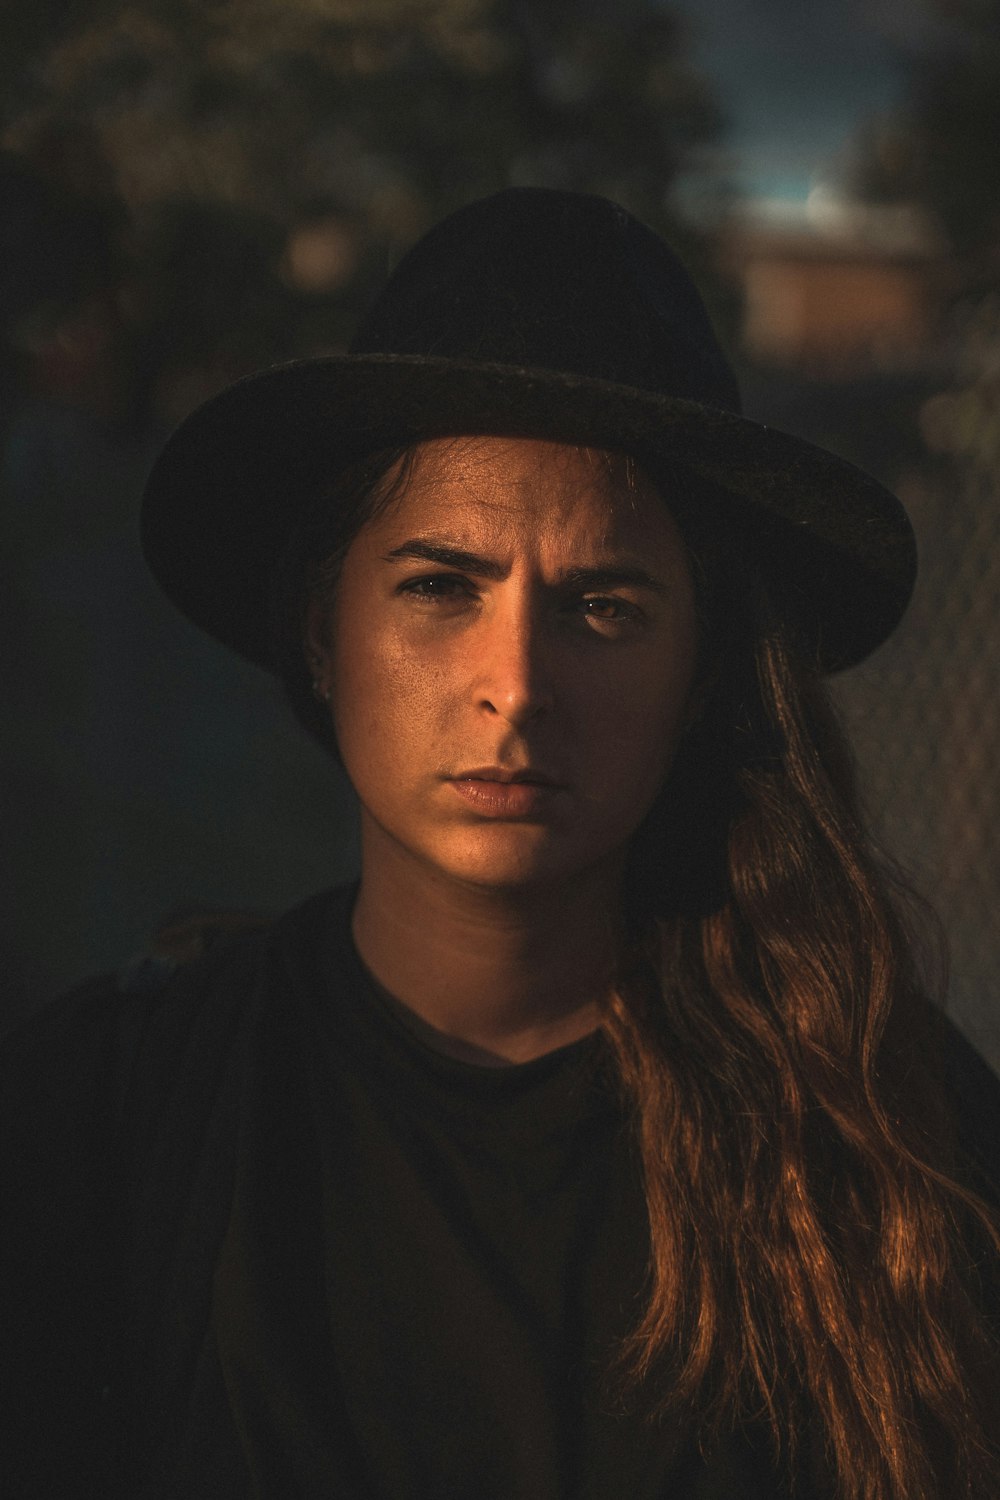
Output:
[473,601,554,728]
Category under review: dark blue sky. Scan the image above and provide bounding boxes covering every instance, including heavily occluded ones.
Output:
[669,0,943,205]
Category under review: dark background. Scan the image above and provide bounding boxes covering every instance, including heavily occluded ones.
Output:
[2,0,998,1061]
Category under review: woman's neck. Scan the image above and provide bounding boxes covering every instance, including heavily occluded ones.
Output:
[349,833,624,1067]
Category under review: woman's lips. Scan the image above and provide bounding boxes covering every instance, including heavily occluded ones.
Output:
[447,776,562,818]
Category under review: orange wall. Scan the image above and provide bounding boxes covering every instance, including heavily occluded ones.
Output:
[740,252,934,371]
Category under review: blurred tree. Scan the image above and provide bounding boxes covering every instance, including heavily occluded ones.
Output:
[852,0,1000,271]
[1,0,731,385]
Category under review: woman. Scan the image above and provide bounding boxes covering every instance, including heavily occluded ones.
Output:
[5,188,1000,1500]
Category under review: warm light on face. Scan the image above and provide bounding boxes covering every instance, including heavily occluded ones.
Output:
[309,436,699,896]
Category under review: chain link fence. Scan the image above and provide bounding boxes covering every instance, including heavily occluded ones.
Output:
[831,295,1000,1068]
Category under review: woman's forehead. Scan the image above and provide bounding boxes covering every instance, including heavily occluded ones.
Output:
[369,434,678,549]
[403,433,643,488]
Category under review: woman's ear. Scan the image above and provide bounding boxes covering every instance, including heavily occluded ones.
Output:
[304,601,333,704]
[304,598,328,658]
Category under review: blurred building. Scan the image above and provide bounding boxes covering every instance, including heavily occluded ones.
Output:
[724,197,949,377]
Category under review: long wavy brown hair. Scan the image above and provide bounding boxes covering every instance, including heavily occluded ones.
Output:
[270,441,1000,1500]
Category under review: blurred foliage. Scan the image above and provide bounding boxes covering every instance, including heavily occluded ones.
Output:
[920,293,1000,472]
[1,0,731,378]
[851,0,1000,268]
[849,0,1000,480]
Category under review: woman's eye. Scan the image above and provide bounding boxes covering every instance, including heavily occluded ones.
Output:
[576,596,641,626]
[399,574,473,603]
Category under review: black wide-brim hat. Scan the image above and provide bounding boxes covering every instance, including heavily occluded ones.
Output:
[142,187,916,672]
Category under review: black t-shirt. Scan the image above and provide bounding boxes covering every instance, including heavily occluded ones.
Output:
[312,907,674,1499]
[3,885,999,1498]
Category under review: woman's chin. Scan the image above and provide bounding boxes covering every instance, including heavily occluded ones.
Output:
[410,828,626,898]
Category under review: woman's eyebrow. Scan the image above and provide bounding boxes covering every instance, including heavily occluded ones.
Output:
[382,539,506,578]
[382,540,669,595]
[558,564,669,596]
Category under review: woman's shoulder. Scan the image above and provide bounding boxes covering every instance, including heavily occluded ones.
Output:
[3,906,268,1086]
[0,885,355,1167]
[0,892,350,1500]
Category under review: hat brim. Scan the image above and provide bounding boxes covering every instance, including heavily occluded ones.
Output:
[140,353,917,672]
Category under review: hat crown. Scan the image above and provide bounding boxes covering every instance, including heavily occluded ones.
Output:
[141,187,915,674]
[350,188,741,414]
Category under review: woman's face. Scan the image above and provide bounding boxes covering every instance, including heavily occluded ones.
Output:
[309,436,699,895]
